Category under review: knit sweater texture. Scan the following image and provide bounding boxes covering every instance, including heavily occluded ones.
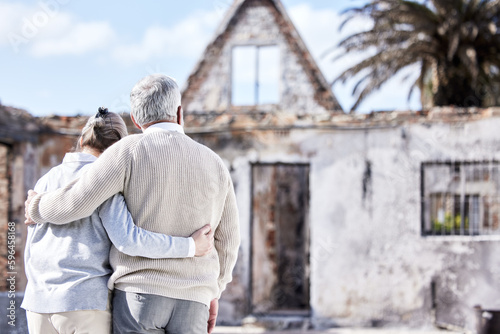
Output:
[29,128,240,306]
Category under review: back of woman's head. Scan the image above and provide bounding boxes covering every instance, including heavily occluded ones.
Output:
[80,107,128,153]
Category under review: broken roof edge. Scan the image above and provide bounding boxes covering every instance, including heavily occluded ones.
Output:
[180,0,242,95]
[270,0,343,112]
[181,0,344,113]
[183,107,500,134]
[0,105,52,143]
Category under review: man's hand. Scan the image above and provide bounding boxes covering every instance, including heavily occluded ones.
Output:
[24,190,38,226]
[191,224,214,257]
[207,298,219,334]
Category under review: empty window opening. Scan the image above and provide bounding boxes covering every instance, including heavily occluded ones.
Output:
[421,161,500,236]
[232,45,280,106]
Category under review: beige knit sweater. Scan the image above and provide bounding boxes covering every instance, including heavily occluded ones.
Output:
[29,130,240,306]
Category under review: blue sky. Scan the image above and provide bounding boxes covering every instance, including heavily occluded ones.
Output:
[0,0,421,116]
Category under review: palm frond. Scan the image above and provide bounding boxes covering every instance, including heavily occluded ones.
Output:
[329,0,500,110]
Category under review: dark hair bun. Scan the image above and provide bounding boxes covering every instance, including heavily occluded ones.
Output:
[97,107,109,118]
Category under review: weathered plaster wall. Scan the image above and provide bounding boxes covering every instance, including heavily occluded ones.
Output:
[188,115,500,331]
[3,104,500,332]
[307,119,500,329]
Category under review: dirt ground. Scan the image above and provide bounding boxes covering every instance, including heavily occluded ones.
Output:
[212,327,460,334]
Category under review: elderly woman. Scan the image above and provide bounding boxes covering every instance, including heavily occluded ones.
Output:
[22,108,213,334]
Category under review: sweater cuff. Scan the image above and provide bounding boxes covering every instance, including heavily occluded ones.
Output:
[187,237,196,257]
[216,281,226,299]
[28,193,46,224]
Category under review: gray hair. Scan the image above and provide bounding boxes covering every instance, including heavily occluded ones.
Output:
[130,74,181,126]
[80,108,128,153]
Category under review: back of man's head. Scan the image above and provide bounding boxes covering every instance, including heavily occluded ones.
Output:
[130,74,181,127]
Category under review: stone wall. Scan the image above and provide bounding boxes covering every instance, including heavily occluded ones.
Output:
[0,144,10,292]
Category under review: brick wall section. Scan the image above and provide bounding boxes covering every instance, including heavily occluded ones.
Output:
[0,144,9,291]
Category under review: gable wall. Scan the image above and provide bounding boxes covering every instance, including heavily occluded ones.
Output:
[183,0,332,116]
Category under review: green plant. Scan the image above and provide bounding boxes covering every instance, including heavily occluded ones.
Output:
[432,213,470,233]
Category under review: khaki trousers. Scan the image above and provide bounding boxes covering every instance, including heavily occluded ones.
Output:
[26,309,112,334]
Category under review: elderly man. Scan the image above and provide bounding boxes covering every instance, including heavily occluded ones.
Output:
[26,74,240,334]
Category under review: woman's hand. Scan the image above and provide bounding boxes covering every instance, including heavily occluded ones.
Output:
[191,224,214,257]
[24,190,38,225]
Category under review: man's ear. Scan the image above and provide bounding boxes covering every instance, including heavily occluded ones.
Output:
[176,106,183,126]
[130,114,142,130]
[79,137,83,148]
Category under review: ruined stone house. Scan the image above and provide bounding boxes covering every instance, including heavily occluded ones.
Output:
[181,0,500,330]
[1,0,500,332]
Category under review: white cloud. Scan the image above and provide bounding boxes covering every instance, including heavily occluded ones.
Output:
[289,3,373,79]
[0,2,33,46]
[289,4,343,60]
[0,1,115,56]
[0,2,219,64]
[111,10,219,65]
[31,19,115,57]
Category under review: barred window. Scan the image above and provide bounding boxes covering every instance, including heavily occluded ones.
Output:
[421,161,500,236]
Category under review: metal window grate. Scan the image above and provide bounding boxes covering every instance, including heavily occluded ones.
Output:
[421,161,500,236]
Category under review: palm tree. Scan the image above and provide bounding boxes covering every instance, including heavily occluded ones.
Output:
[332,0,500,111]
